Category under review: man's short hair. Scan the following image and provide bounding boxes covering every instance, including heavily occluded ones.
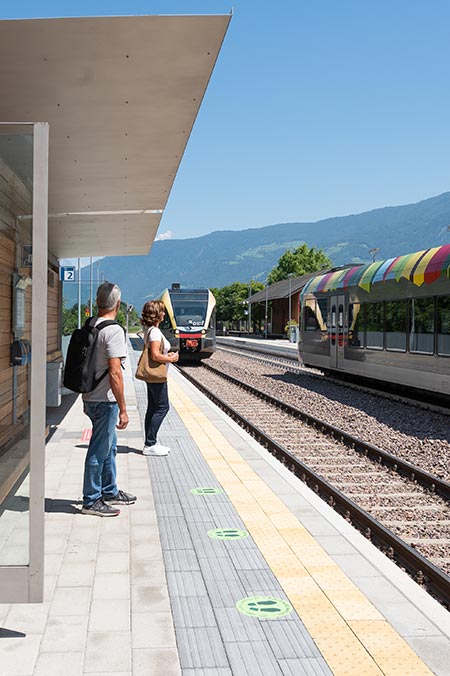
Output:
[96,282,121,311]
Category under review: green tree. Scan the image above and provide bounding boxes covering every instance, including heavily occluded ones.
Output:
[267,244,331,285]
[214,281,264,326]
[62,299,140,334]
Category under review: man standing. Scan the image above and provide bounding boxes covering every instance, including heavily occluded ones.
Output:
[81,282,136,516]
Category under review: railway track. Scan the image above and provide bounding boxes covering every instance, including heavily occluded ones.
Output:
[217,343,450,413]
[178,360,450,608]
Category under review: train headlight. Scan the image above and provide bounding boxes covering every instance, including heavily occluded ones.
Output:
[201,330,206,335]
[175,329,180,335]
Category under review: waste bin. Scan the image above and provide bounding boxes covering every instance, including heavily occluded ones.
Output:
[289,326,299,343]
[46,361,63,407]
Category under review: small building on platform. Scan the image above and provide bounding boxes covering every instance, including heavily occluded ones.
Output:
[248,272,319,336]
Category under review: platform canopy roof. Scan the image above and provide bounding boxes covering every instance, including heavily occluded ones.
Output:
[248,272,322,304]
[0,14,230,257]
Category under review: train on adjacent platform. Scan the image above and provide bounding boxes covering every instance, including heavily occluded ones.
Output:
[158,285,216,360]
[299,245,450,397]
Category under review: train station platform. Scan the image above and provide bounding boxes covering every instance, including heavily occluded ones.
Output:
[1,340,450,675]
[217,335,298,359]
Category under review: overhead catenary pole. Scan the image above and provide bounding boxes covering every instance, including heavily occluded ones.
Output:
[77,257,81,329]
[265,284,268,340]
[288,274,292,341]
[89,256,93,316]
[248,281,252,334]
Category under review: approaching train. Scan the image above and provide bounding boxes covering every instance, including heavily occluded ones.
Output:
[299,245,450,396]
[158,285,216,360]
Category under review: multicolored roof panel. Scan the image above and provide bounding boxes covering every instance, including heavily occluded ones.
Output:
[302,245,450,296]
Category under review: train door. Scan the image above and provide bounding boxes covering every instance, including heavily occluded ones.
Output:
[330,295,345,370]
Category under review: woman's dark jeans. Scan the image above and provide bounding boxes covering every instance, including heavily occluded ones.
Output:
[144,382,170,446]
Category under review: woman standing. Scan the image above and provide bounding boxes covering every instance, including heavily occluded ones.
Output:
[140,300,179,456]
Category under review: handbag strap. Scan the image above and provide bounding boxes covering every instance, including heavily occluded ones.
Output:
[146,327,165,355]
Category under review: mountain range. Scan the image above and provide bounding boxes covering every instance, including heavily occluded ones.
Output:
[67,191,450,309]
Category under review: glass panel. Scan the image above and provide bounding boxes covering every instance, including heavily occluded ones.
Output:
[385,300,407,351]
[304,299,317,331]
[316,297,328,331]
[170,291,209,327]
[0,127,34,566]
[410,297,435,354]
[338,303,344,346]
[348,303,363,348]
[365,302,384,349]
[331,303,336,345]
[438,296,450,356]
[209,309,216,330]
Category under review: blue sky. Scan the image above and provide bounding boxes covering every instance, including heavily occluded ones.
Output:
[6,1,450,241]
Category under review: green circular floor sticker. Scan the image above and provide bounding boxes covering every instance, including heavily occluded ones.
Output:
[236,596,292,619]
[190,487,223,495]
[208,528,249,540]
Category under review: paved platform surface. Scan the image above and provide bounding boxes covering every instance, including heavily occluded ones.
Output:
[216,336,298,359]
[0,339,449,675]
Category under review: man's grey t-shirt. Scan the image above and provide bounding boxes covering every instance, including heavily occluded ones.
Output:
[82,318,127,403]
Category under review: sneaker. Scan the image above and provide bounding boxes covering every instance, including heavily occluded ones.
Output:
[81,498,120,517]
[104,489,137,505]
[143,443,170,456]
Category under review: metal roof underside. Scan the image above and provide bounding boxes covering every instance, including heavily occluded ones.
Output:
[0,15,230,257]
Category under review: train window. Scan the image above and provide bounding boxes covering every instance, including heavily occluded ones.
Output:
[365,302,383,349]
[385,300,407,351]
[304,300,318,331]
[171,293,208,327]
[348,303,363,348]
[160,311,172,331]
[409,297,434,354]
[316,297,328,330]
[437,296,450,356]
[331,303,336,345]
[209,309,216,330]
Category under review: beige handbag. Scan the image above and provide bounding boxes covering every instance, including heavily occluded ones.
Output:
[135,331,167,383]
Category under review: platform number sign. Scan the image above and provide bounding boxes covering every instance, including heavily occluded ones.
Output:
[60,266,76,282]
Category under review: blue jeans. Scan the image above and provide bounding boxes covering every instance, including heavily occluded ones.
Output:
[144,382,170,446]
[83,401,119,505]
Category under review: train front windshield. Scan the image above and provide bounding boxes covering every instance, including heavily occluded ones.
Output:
[171,292,209,327]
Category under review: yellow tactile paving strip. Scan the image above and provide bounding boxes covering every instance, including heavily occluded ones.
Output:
[170,378,434,676]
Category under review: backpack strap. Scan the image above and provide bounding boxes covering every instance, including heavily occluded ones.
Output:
[91,320,126,389]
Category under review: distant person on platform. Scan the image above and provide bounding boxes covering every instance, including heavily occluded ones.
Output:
[81,282,136,517]
[140,300,179,456]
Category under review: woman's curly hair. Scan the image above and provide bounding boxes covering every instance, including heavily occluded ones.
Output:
[141,300,165,327]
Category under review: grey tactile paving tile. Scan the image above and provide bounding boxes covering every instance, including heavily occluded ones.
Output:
[170,596,217,629]
[237,570,291,597]
[176,627,229,669]
[203,577,247,610]
[214,608,267,643]
[198,556,241,582]
[164,549,201,572]
[166,570,209,597]
[182,669,233,676]
[227,546,271,571]
[260,620,319,659]
[225,641,283,676]
[158,517,197,550]
[278,658,333,676]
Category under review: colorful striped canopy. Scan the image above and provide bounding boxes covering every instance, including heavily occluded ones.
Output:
[301,244,450,296]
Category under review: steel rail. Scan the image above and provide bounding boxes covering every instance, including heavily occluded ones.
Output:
[178,364,450,607]
[202,361,450,502]
[217,343,450,411]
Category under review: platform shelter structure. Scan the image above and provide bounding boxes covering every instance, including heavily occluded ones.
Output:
[0,13,230,603]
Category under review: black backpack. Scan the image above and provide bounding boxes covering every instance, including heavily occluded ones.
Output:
[63,319,120,393]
